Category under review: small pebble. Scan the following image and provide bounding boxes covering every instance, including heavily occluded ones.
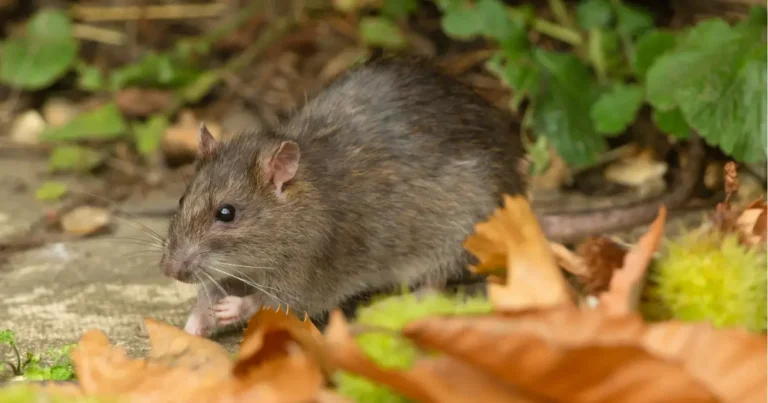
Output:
[9,109,46,144]
[60,206,111,235]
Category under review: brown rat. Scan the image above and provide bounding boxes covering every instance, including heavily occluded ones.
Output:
[160,56,702,336]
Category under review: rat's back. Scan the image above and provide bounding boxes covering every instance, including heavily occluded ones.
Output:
[278,57,527,301]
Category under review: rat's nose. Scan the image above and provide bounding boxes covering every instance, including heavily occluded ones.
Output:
[161,251,198,283]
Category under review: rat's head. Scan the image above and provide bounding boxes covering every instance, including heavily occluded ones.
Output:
[160,124,309,285]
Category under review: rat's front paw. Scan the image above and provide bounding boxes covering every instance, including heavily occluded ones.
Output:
[184,310,214,337]
[213,296,260,326]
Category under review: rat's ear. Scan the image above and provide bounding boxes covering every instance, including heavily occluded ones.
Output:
[263,140,300,196]
[197,122,217,159]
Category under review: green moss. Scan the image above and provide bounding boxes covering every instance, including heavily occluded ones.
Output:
[641,231,767,333]
[0,383,117,403]
[335,291,492,403]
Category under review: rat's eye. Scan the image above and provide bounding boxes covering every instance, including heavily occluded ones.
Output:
[215,204,236,222]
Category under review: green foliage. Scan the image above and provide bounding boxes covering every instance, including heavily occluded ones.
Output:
[642,231,767,333]
[576,0,613,30]
[35,181,68,202]
[382,0,419,19]
[49,145,104,173]
[632,29,676,77]
[652,108,690,139]
[590,83,645,135]
[0,9,78,90]
[40,103,127,142]
[335,291,492,403]
[108,51,204,91]
[0,384,110,403]
[1,329,77,381]
[359,17,408,49]
[133,115,170,156]
[646,17,767,162]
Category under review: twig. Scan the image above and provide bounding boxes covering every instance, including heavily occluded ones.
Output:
[72,24,126,46]
[70,3,227,22]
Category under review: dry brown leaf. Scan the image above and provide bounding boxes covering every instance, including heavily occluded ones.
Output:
[324,310,532,403]
[115,87,175,117]
[463,195,573,310]
[162,110,225,160]
[549,241,590,277]
[403,307,767,402]
[236,306,331,378]
[143,317,232,376]
[598,206,666,316]
[576,237,628,294]
[735,196,767,247]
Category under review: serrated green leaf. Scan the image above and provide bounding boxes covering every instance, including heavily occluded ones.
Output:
[615,3,654,39]
[532,50,606,166]
[633,29,677,77]
[577,0,614,30]
[40,102,127,142]
[646,18,767,162]
[134,114,170,155]
[0,330,15,346]
[0,9,79,90]
[49,145,104,172]
[381,0,418,18]
[652,108,690,139]
[359,17,407,49]
[590,83,645,135]
[35,181,67,202]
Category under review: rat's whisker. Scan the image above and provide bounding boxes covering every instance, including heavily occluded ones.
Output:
[205,266,291,307]
[109,236,164,248]
[214,262,276,270]
[200,270,248,331]
[194,272,213,317]
[226,266,298,302]
[111,214,166,245]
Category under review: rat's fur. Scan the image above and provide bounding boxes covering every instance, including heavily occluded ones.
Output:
[160,57,526,335]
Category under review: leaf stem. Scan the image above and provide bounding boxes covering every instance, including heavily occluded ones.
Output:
[547,0,576,30]
[508,8,583,46]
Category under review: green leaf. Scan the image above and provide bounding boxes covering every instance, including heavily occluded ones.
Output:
[653,108,690,139]
[109,51,203,90]
[0,330,15,347]
[442,0,524,44]
[587,28,622,80]
[359,17,407,49]
[75,62,105,92]
[633,29,677,77]
[49,365,75,381]
[500,58,539,111]
[590,83,645,135]
[181,71,220,103]
[747,5,767,26]
[576,0,614,30]
[615,3,654,39]
[646,18,767,162]
[524,135,551,175]
[49,145,104,172]
[134,114,170,155]
[532,50,606,166]
[0,9,79,90]
[381,0,419,18]
[40,102,127,142]
[35,181,68,202]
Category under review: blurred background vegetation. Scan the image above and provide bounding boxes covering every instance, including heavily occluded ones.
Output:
[0,0,765,211]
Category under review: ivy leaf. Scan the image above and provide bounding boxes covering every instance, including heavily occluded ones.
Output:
[134,114,170,156]
[646,19,767,162]
[0,9,79,90]
[577,0,614,30]
[40,102,127,142]
[633,29,677,77]
[615,3,654,39]
[359,17,407,49]
[381,0,419,19]
[49,145,104,173]
[590,83,645,135]
[652,108,690,139]
[532,50,605,167]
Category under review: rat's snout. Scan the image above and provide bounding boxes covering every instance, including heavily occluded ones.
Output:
[161,249,200,283]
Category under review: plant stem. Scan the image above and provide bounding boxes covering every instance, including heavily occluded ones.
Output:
[508,8,582,46]
[547,0,576,30]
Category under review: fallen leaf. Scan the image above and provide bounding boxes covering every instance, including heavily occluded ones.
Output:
[403,307,765,402]
[576,236,628,294]
[604,148,668,187]
[735,197,767,247]
[35,181,67,202]
[9,109,46,144]
[237,306,331,378]
[463,195,573,310]
[549,242,590,277]
[60,205,111,235]
[598,206,666,316]
[162,110,224,160]
[115,87,176,117]
[324,310,528,403]
[143,318,232,376]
